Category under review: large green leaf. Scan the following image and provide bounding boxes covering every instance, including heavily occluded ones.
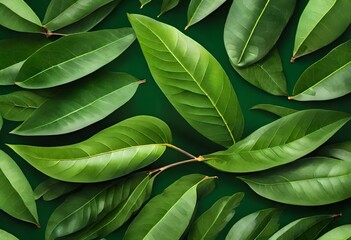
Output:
[268,215,337,240]
[233,48,287,96]
[292,0,351,61]
[185,0,227,30]
[12,72,141,136]
[159,0,180,17]
[124,174,216,240]
[43,0,115,32]
[224,0,295,67]
[0,38,48,85]
[34,178,81,201]
[0,230,19,240]
[240,157,351,206]
[251,104,298,117]
[317,224,351,240]
[188,193,244,240]
[0,91,47,121]
[45,172,153,240]
[291,40,351,101]
[128,14,244,148]
[0,0,42,33]
[15,28,136,89]
[318,141,351,161]
[226,208,280,240]
[8,116,172,182]
[204,109,351,172]
[0,150,38,225]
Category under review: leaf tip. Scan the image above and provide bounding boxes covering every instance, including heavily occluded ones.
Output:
[184,24,190,30]
[35,223,41,228]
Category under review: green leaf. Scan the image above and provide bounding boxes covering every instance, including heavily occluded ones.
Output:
[45,172,154,240]
[0,150,38,225]
[224,0,295,67]
[43,0,115,32]
[317,224,351,240]
[15,28,136,89]
[8,115,172,182]
[128,14,244,148]
[12,72,141,136]
[140,0,152,8]
[0,38,48,85]
[34,178,81,201]
[204,109,351,173]
[318,141,351,161]
[241,157,351,206]
[188,192,244,240]
[124,174,216,240]
[0,0,42,33]
[292,0,351,61]
[185,0,227,30]
[0,91,47,121]
[291,40,351,101]
[268,214,338,240]
[0,230,19,240]
[233,48,287,96]
[159,0,180,17]
[251,104,298,117]
[225,208,280,240]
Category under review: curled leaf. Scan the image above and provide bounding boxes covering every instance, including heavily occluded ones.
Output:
[318,141,351,161]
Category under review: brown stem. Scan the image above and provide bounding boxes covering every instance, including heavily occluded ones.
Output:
[149,158,200,174]
[163,144,197,159]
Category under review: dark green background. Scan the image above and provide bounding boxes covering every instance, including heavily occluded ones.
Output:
[0,0,350,239]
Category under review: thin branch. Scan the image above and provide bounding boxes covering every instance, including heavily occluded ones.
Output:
[149,158,200,174]
[163,143,197,159]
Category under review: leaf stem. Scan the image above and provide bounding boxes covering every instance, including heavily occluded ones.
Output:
[150,158,200,174]
[163,143,197,159]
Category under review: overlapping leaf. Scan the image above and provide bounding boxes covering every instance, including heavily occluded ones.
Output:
[292,0,351,61]
[204,109,351,172]
[291,40,351,101]
[128,14,244,148]
[318,141,351,160]
[34,178,81,201]
[15,28,136,89]
[8,116,172,182]
[12,72,141,136]
[0,230,18,240]
[318,224,351,240]
[251,104,297,117]
[224,0,295,67]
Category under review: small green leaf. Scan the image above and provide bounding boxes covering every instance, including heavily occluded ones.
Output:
[226,208,280,240]
[8,116,172,182]
[268,214,338,240]
[34,178,81,201]
[317,224,351,240]
[205,109,351,172]
[251,104,298,117]
[159,0,180,17]
[0,230,19,240]
[124,174,216,240]
[15,28,136,89]
[0,91,47,121]
[140,0,152,8]
[188,193,244,240]
[12,72,141,136]
[318,141,351,161]
[0,150,38,225]
[291,40,351,101]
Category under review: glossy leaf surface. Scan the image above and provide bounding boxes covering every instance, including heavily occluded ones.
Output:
[15,29,136,89]
[0,91,47,121]
[8,116,172,182]
[159,0,180,17]
[186,0,227,29]
[251,104,297,117]
[0,150,38,225]
[291,40,351,101]
[224,0,295,67]
[0,230,19,240]
[233,48,287,96]
[34,178,81,201]
[205,109,351,172]
[292,0,351,60]
[129,14,244,148]
[0,38,48,85]
[268,215,336,240]
[226,208,280,240]
[318,141,351,161]
[12,72,140,136]
[317,224,351,240]
[188,193,244,240]
[0,0,42,33]
[241,157,351,206]
[124,174,215,240]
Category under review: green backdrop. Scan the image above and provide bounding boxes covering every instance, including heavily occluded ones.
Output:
[0,0,350,239]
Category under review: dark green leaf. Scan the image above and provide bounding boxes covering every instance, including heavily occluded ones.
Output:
[0,230,18,240]
[292,0,351,61]
[291,40,351,101]
[188,193,244,240]
[318,141,351,161]
[159,0,180,17]
[8,116,172,182]
[12,72,141,136]
[140,0,152,8]
[124,174,216,240]
[0,150,38,225]
[251,104,298,117]
[34,178,81,201]
[317,224,351,240]
[224,0,295,67]
[233,48,287,96]
[128,14,244,148]
[204,109,351,172]
[15,28,136,89]
[226,208,280,240]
